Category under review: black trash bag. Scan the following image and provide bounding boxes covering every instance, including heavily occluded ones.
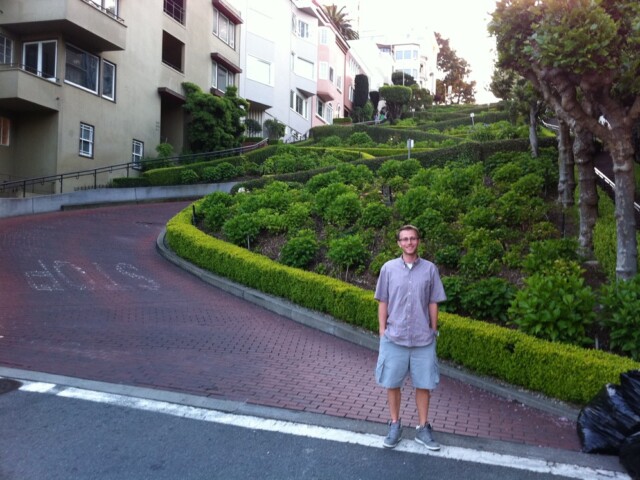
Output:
[620,370,640,417]
[620,431,640,480]
[577,383,640,454]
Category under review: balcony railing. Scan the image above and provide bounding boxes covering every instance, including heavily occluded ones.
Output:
[164,0,185,24]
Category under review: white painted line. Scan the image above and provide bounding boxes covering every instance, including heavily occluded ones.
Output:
[19,382,630,480]
[18,382,58,393]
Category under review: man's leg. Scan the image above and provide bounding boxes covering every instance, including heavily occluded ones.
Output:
[388,387,401,422]
[415,388,431,426]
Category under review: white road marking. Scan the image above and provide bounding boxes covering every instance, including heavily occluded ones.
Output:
[18,381,629,480]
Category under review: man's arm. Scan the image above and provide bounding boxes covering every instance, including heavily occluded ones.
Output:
[378,301,388,337]
[428,302,438,332]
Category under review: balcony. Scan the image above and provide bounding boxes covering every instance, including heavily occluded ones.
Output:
[0,66,61,112]
[0,0,126,52]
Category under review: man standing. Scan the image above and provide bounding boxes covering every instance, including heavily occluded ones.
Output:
[374,224,447,450]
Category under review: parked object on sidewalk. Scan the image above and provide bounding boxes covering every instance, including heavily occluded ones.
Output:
[577,382,640,454]
[619,431,640,480]
[620,370,640,416]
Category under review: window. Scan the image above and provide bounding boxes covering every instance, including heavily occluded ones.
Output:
[0,35,12,64]
[23,40,57,80]
[164,0,185,24]
[293,56,314,80]
[103,0,118,16]
[297,20,309,38]
[317,99,324,118]
[349,85,354,102]
[329,67,334,83]
[212,61,233,92]
[79,123,94,158]
[319,27,329,45]
[65,44,99,93]
[336,75,343,91]
[318,62,328,80]
[101,60,116,101]
[161,31,184,72]
[91,0,118,16]
[247,55,273,86]
[132,140,144,165]
[213,9,236,48]
[0,117,10,146]
[290,90,308,119]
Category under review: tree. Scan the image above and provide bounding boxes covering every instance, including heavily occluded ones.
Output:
[379,85,412,123]
[322,4,359,40]
[490,0,640,280]
[391,71,417,87]
[408,84,433,112]
[182,83,248,153]
[353,74,369,108]
[435,32,476,104]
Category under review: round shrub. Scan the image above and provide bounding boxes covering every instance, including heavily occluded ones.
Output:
[283,202,313,232]
[324,192,362,228]
[305,171,343,193]
[434,245,461,269]
[280,230,319,269]
[315,183,352,216]
[522,238,580,275]
[180,168,199,184]
[222,213,262,247]
[460,277,516,324]
[508,260,596,346]
[600,276,640,360]
[346,132,376,147]
[327,235,369,275]
[378,160,402,181]
[359,202,392,229]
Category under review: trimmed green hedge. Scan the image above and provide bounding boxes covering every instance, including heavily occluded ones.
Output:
[110,176,151,188]
[166,205,639,405]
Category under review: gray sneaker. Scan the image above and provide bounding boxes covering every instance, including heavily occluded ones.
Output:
[383,420,402,448]
[415,423,440,451]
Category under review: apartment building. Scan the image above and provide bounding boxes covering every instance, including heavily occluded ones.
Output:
[0,0,242,192]
[0,0,411,193]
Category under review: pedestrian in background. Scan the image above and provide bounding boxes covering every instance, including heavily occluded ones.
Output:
[374,224,446,450]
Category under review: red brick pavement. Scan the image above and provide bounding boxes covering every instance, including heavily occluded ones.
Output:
[0,202,580,451]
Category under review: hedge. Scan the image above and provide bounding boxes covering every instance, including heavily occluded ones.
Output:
[166,205,640,405]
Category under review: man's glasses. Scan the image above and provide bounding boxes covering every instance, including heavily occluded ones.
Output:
[398,237,419,243]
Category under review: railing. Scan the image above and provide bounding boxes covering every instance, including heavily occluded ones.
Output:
[0,62,61,84]
[163,0,185,24]
[594,167,640,214]
[0,139,268,198]
[82,0,126,23]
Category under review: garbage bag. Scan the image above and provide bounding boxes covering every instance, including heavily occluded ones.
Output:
[620,370,640,417]
[620,431,640,480]
[577,383,640,454]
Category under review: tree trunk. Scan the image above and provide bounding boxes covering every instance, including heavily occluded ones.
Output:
[572,125,598,257]
[557,120,575,208]
[529,103,539,158]
[607,129,638,280]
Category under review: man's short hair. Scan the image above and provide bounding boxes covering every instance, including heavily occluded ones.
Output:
[397,224,420,240]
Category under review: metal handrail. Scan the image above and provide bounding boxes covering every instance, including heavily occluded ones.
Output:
[594,167,640,214]
[0,139,268,197]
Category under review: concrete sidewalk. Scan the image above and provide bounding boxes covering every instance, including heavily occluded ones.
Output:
[0,201,625,476]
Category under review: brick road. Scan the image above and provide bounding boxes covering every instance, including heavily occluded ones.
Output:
[0,202,580,451]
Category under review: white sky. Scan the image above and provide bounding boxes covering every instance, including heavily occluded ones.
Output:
[340,0,499,103]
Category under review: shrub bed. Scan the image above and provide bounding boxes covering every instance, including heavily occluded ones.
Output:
[166,204,640,405]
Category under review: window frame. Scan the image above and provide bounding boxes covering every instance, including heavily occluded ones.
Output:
[213,9,236,49]
[0,34,13,65]
[212,61,234,92]
[101,59,116,101]
[290,90,308,119]
[65,43,99,94]
[79,122,95,158]
[247,55,273,86]
[22,40,57,81]
[0,117,10,146]
[132,139,144,165]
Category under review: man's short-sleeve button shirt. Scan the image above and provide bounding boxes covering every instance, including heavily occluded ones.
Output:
[374,256,446,347]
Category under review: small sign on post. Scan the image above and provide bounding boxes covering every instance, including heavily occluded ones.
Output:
[407,139,414,159]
